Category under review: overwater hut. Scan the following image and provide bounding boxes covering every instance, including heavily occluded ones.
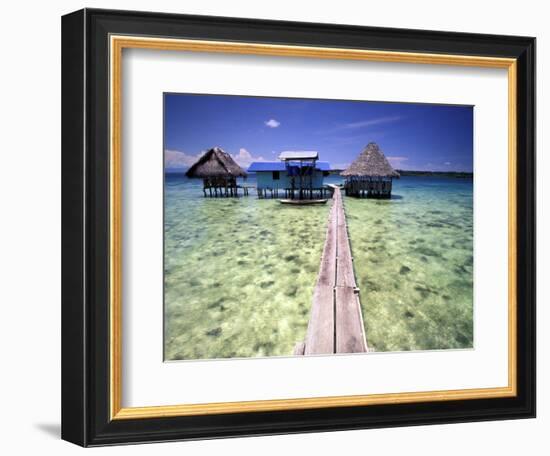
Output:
[185,146,248,197]
[249,151,331,199]
[341,143,399,198]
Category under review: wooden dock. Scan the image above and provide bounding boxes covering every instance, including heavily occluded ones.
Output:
[295,186,368,355]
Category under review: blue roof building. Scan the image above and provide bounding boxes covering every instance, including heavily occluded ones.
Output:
[248,157,332,199]
[248,161,331,172]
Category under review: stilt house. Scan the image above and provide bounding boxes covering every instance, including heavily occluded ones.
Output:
[185,147,247,197]
[341,143,399,198]
[249,151,331,199]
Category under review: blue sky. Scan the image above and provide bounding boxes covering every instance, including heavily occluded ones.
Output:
[164,93,473,172]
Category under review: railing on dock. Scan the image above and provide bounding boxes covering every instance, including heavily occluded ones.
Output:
[256,186,331,199]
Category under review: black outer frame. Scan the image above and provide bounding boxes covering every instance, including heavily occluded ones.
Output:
[61,8,536,447]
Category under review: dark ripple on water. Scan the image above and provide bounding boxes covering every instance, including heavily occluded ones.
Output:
[163,175,330,360]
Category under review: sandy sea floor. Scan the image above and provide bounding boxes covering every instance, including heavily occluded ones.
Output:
[164,175,329,360]
[164,175,473,360]
[345,176,473,352]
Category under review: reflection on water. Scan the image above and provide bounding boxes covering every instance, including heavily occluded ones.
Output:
[164,174,473,360]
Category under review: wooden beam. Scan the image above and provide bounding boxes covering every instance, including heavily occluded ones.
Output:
[336,199,357,288]
[301,187,367,355]
[304,202,337,355]
[293,341,306,355]
[335,286,368,353]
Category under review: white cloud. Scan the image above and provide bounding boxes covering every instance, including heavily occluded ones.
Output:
[387,156,409,167]
[165,148,267,170]
[164,149,204,169]
[231,148,266,168]
[326,116,402,133]
[264,119,281,128]
[444,161,452,166]
[344,116,402,129]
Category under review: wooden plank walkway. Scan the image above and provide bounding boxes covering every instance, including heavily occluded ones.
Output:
[298,186,368,355]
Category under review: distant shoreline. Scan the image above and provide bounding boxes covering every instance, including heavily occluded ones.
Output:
[165,168,473,179]
[395,170,473,178]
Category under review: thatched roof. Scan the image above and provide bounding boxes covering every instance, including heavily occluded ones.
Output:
[185,147,247,178]
[341,143,399,178]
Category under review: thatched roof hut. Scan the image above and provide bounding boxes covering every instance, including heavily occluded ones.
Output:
[341,142,399,178]
[341,143,398,198]
[185,146,247,179]
[186,147,247,197]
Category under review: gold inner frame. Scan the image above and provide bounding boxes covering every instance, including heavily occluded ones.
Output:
[109,35,518,420]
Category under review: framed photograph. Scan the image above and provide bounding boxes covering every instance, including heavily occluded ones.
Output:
[61,8,536,446]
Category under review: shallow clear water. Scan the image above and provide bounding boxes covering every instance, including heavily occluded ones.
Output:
[345,176,473,352]
[164,174,473,360]
[164,174,330,360]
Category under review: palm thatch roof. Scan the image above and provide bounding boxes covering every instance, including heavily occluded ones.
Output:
[185,147,247,178]
[341,143,399,178]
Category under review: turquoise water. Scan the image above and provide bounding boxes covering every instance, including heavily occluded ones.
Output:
[345,176,473,352]
[164,174,330,360]
[164,174,473,360]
